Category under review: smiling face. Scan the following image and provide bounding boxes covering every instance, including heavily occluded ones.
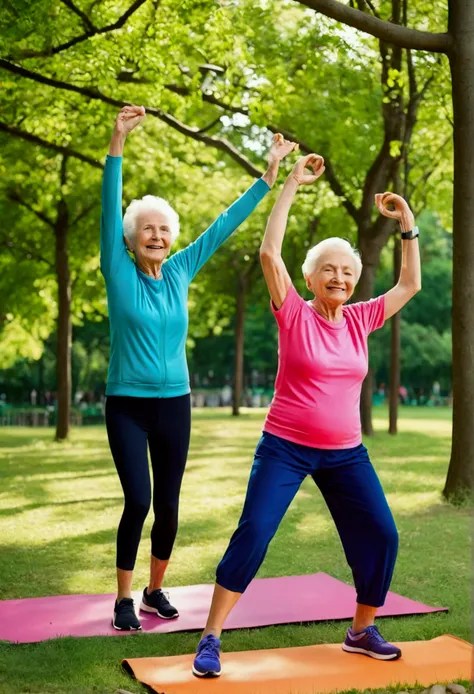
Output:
[306,249,357,306]
[126,209,173,266]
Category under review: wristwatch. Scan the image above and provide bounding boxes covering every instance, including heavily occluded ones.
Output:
[401,226,419,240]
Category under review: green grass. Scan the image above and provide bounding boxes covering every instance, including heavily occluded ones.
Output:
[0,407,470,694]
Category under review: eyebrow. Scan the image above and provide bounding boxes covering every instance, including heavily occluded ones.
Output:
[322,263,353,271]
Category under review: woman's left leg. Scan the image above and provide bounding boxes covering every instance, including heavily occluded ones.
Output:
[313,444,401,660]
[141,394,191,618]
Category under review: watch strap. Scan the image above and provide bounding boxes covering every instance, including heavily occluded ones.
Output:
[401,225,419,240]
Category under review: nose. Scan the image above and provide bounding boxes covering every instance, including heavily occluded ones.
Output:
[334,268,344,283]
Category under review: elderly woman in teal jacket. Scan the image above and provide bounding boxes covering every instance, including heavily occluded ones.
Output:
[102,105,297,630]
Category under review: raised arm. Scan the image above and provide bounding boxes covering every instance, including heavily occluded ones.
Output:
[169,134,298,282]
[376,192,422,320]
[100,105,146,277]
[260,154,326,309]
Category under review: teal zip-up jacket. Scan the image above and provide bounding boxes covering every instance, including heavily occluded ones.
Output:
[101,155,270,398]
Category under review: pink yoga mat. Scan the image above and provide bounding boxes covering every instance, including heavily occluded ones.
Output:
[0,573,447,644]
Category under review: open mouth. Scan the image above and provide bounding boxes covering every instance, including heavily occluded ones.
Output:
[327,286,345,292]
[146,245,164,250]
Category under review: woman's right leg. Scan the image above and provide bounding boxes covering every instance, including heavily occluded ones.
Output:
[193,433,308,676]
[105,397,151,604]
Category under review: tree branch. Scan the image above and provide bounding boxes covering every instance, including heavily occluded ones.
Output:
[165,83,249,114]
[196,114,223,135]
[362,0,380,19]
[11,0,149,58]
[60,0,96,33]
[295,0,452,53]
[0,121,103,169]
[0,236,54,267]
[267,124,360,222]
[71,201,98,228]
[371,212,398,247]
[0,60,263,178]
[8,189,55,228]
[116,70,249,115]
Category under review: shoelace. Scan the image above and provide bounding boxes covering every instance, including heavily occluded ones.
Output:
[151,589,171,604]
[199,636,220,658]
[364,625,384,643]
[118,600,136,615]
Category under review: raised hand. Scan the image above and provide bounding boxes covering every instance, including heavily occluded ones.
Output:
[291,153,325,186]
[375,192,415,232]
[114,105,146,137]
[268,133,299,166]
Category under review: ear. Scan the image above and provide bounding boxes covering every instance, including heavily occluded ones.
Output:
[124,235,134,253]
[304,275,312,292]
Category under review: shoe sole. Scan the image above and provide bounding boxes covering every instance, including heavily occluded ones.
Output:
[139,600,179,619]
[111,617,142,632]
[192,666,221,678]
[342,644,401,660]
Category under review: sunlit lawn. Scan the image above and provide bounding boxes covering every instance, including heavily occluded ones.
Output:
[0,407,470,693]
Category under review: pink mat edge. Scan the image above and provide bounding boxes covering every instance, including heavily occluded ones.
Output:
[0,572,449,645]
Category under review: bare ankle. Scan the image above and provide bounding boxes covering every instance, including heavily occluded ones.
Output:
[202,627,221,639]
[147,584,162,594]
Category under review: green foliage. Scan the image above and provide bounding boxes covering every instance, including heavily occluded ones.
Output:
[0,0,454,400]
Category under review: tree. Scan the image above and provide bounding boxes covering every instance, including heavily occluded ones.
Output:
[290,0,472,500]
[371,209,452,400]
[0,133,103,439]
[1,0,467,497]
[179,0,447,433]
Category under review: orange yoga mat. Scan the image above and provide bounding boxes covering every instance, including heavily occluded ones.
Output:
[123,635,472,694]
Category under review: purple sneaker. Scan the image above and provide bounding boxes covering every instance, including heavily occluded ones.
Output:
[343,625,401,660]
[192,634,222,677]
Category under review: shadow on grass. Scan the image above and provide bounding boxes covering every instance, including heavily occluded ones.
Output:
[0,496,123,518]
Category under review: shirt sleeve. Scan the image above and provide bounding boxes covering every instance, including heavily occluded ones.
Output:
[100,155,133,278]
[270,284,305,329]
[346,295,386,335]
[167,178,270,282]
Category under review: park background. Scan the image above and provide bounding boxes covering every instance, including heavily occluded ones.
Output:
[0,1,472,693]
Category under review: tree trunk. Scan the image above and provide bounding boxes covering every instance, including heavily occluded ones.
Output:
[232,275,246,417]
[54,160,71,441]
[354,251,379,436]
[444,5,474,500]
[389,236,402,434]
[38,355,44,404]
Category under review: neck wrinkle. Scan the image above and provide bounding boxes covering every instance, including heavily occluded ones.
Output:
[137,259,164,280]
[311,297,344,323]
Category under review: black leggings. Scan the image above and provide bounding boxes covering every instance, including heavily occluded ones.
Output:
[105,394,191,571]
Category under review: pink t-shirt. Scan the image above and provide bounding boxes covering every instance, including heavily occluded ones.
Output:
[263,285,385,449]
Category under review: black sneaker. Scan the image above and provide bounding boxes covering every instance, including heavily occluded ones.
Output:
[112,598,142,631]
[140,587,179,619]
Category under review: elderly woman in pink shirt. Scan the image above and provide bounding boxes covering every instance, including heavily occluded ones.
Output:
[193,151,421,677]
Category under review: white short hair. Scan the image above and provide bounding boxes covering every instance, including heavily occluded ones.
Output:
[302,237,362,281]
[123,195,180,243]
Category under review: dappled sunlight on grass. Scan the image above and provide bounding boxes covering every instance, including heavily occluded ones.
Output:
[380,468,446,490]
[377,455,448,465]
[0,410,470,693]
[295,511,333,538]
[386,490,442,513]
[374,416,452,436]
[0,411,464,595]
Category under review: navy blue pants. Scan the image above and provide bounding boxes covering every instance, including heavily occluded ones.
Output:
[216,432,398,607]
[105,395,191,571]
